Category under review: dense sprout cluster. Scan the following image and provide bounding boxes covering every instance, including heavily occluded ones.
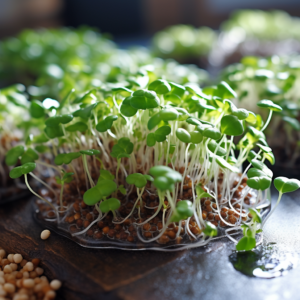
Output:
[5,67,299,250]
[1,25,300,252]
[222,55,300,167]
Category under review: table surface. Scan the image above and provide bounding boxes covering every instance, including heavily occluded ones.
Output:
[0,188,299,300]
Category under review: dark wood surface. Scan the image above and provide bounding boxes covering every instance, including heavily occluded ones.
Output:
[0,189,300,300]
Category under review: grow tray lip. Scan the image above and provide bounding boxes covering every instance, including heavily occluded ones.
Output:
[32,198,271,252]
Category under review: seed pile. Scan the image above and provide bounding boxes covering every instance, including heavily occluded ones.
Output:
[0,247,61,300]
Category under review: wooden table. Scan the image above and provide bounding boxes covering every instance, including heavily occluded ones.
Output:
[1,188,300,300]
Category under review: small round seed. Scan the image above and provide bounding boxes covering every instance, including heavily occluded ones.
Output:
[40,230,51,240]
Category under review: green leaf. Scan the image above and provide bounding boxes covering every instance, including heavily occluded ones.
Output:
[45,114,73,126]
[147,112,162,131]
[80,149,101,156]
[148,79,171,95]
[236,236,256,251]
[274,177,300,194]
[264,152,275,165]
[5,145,25,166]
[147,133,156,147]
[130,89,160,110]
[111,138,134,159]
[257,99,282,112]
[159,107,179,121]
[66,122,88,132]
[247,176,271,191]
[171,200,194,222]
[97,179,117,197]
[207,140,226,156]
[73,103,98,120]
[100,198,121,213]
[203,127,222,140]
[30,100,44,118]
[251,159,273,178]
[9,162,36,179]
[176,128,191,143]
[98,169,115,181]
[112,87,132,96]
[118,185,127,195]
[83,186,102,205]
[216,81,237,99]
[247,168,265,179]
[120,96,138,117]
[221,115,244,136]
[20,148,39,164]
[249,208,262,223]
[203,222,218,237]
[155,126,171,142]
[214,156,239,173]
[126,173,147,188]
[150,166,182,191]
[54,152,81,165]
[96,115,118,132]
[190,131,203,144]
[44,124,64,139]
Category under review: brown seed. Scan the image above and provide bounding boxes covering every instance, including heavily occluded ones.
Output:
[68,215,75,224]
[74,213,81,220]
[215,215,221,221]
[204,200,211,206]
[143,223,151,231]
[228,210,234,215]
[120,232,128,240]
[102,226,109,234]
[86,213,93,222]
[128,225,135,232]
[127,236,134,243]
[157,222,163,230]
[32,258,40,266]
[97,221,105,228]
[80,201,87,209]
[108,229,115,238]
[202,211,207,220]
[206,205,212,212]
[76,219,83,227]
[228,216,237,224]
[73,202,80,212]
[167,230,176,239]
[208,213,214,221]
[158,235,170,244]
[144,232,152,238]
[94,232,103,239]
[83,220,91,228]
[87,229,94,237]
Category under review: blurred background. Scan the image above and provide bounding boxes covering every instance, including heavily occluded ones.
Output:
[1,0,300,40]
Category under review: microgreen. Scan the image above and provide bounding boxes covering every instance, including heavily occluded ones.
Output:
[130,90,160,110]
[54,152,81,165]
[96,115,118,132]
[171,200,193,222]
[126,173,153,188]
[100,198,121,219]
[5,145,25,166]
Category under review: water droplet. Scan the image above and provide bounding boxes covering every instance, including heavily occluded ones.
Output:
[229,243,297,278]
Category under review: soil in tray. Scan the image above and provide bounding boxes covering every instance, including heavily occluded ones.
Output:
[34,168,260,249]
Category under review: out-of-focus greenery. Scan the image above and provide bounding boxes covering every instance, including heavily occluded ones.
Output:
[0,27,209,103]
[152,25,217,61]
[221,10,300,41]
